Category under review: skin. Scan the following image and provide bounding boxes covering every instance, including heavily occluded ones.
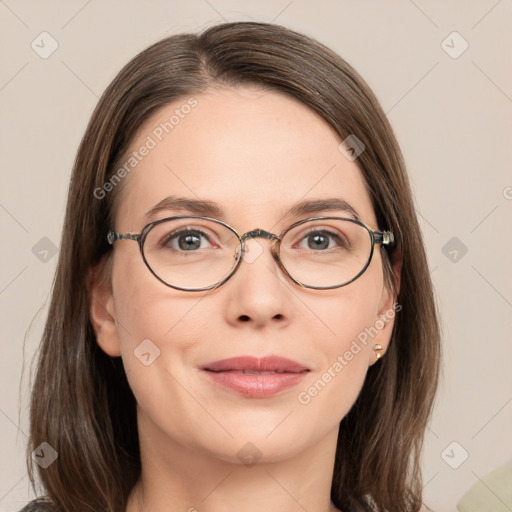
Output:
[90,86,401,512]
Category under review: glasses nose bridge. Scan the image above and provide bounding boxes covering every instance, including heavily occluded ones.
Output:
[239,229,281,263]
[240,228,280,244]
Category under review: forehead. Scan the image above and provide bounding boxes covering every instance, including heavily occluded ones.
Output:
[115,86,376,231]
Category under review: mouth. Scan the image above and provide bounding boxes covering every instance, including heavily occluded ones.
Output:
[202,355,309,373]
[209,369,297,375]
[201,356,310,398]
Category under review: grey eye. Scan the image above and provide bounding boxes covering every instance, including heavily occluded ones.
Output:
[163,229,213,251]
[307,233,330,250]
[297,229,347,251]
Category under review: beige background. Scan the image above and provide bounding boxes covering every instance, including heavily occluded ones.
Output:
[1,1,511,511]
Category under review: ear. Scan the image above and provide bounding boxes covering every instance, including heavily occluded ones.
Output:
[88,256,122,357]
[370,246,403,365]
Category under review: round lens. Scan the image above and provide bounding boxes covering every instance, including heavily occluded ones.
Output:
[279,218,372,288]
[142,218,241,290]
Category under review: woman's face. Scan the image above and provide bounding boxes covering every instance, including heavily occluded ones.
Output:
[92,86,397,464]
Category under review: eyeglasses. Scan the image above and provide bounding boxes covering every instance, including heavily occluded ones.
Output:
[107,216,394,292]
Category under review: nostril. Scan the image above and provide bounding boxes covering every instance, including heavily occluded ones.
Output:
[273,314,283,320]
[239,315,251,322]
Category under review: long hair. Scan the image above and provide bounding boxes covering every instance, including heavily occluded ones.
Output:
[26,21,441,512]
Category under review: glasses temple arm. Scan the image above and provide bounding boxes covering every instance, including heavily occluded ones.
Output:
[374,230,394,246]
[107,231,140,245]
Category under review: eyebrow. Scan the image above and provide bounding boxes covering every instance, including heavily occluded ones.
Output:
[285,198,361,221]
[144,195,223,221]
[144,195,361,223]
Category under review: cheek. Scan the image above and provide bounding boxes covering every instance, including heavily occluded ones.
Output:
[109,248,207,400]
[112,285,215,446]
[111,244,204,339]
[298,273,384,415]
[319,267,383,357]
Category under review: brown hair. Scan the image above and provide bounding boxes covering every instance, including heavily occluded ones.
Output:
[26,21,441,512]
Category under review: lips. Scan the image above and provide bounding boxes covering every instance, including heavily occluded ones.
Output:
[201,356,310,398]
[202,355,309,373]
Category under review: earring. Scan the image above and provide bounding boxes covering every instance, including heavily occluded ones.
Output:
[373,344,383,360]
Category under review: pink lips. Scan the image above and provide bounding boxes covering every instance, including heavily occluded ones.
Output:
[201,356,310,398]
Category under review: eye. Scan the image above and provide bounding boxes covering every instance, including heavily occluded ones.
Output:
[297,229,348,251]
[161,228,215,251]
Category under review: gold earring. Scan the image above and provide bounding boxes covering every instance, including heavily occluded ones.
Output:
[373,344,383,359]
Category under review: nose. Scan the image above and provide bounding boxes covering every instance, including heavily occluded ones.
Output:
[223,237,293,329]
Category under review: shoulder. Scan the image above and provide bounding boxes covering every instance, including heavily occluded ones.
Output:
[19,498,56,511]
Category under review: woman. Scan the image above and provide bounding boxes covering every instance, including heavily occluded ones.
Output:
[23,21,441,512]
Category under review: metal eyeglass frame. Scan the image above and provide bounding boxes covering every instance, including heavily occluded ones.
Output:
[107,215,395,292]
